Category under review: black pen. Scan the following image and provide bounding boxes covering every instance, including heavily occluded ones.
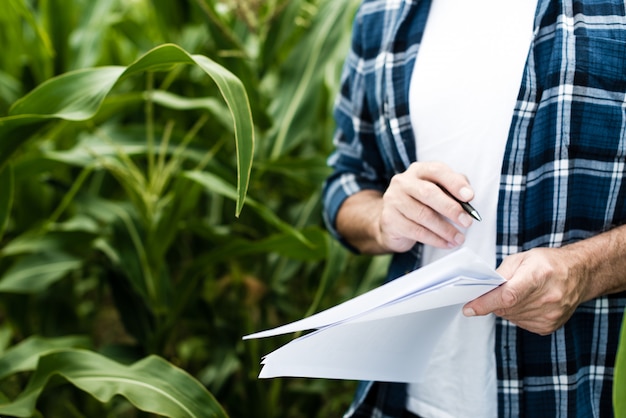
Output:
[441,187,482,222]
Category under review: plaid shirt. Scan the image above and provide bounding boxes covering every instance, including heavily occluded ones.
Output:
[322,0,626,417]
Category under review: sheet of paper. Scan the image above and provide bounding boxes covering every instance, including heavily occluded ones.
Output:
[259,305,460,382]
[243,247,505,382]
[244,248,502,339]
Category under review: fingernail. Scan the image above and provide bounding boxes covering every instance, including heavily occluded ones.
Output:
[447,233,465,248]
[458,213,472,228]
[459,187,473,201]
[463,307,476,317]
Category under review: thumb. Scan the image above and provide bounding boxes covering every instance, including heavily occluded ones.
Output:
[463,286,506,317]
[463,254,523,317]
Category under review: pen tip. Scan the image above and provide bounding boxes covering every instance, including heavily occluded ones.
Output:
[472,211,482,222]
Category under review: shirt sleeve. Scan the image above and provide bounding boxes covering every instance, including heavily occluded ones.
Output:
[322,9,388,249]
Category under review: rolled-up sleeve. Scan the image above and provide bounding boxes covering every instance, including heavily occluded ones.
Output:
[322,10,387,247]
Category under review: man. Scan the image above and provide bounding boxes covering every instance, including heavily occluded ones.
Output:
[322,0,626,416]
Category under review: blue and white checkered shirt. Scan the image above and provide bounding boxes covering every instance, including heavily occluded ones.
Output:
[322,0,626,416]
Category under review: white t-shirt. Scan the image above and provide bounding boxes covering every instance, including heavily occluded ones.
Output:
[407,0,537,416]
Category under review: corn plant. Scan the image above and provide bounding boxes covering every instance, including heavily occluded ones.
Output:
[0,40,254,417]
[616,312,626,416]
[0,0,374,417]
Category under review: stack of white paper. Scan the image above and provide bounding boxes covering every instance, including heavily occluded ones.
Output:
[243,248,504,382]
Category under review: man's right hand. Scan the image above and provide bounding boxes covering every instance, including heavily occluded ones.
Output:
[336,161,477,254]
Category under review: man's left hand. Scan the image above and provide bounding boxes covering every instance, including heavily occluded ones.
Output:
[462,247,588,335]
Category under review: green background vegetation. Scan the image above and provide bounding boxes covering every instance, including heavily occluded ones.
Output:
[0,0,396,416]
[1,0,625,417]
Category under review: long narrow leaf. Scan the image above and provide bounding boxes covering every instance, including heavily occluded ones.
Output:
[0,349,228,418]
[268,0,358,158]
[9,67,125,119]
[183,170,310,245]
[615,310,626,415]
[147,90,233,130]
[302,236,346,319]
[0,251,82,294]
[194,227,327,264]
[0,164,13,242]
[0,336,90,380]
[1,44,254,215]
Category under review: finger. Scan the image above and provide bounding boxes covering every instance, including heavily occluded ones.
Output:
[381,204,462,249]
[411,161,476,203]
[409,180,475,229]
[399,164,476,229]
[397,199,466,247]
[411,161,472,193]
[463,286,507,317]
[383,179,466,248]
[464,274,534,317]
[498,305,568,336]
[505,318,555,336]
[387,177,471,236]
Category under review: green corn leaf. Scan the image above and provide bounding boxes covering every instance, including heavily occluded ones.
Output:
[268,0,358,159]
[183,170,310,246]
[1,43,254,216]
[0,164,14,242]
[0,335,90,380]
[9,66,125,119]
[1,224,99,258]
[147,90,233,131]
[615,309,626,416]
[197,226,327,263]
[303,236,347,319]
[0,349,228,418]
[0,251,83,294]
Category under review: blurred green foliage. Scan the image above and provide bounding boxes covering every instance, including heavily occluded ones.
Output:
[616,310,626,416]
[0,0,393,417]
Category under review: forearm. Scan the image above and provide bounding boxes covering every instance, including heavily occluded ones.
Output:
[333,163,479,255]
[464,223,626,335]
[335,190,388,254]
[564,223,626,301]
